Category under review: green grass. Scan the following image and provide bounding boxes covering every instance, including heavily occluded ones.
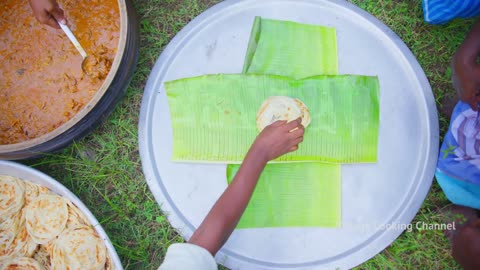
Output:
[18,0,476,269]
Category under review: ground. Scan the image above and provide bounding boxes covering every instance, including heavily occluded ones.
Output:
[22,0,475,269]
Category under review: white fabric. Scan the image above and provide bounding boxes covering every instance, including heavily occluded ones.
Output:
[158,243,217,270]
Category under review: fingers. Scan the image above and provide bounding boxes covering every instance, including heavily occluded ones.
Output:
[288,145,298,152]
[293,135,304,144]
[270,120,287,127]
[45,15,61,29]
[29,0,66,29]
[288,123,304,138]
[288,137,304,152]
[283,118,302,131]
[34,9,60,29]
[50,5,66,25]
[286,132,304,153]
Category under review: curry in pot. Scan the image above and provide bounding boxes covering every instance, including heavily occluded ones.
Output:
[0,0,120,144]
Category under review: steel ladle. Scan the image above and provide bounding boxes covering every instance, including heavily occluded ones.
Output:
[58,22,92,73]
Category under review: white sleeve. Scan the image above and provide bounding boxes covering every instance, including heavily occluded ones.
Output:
[158,243,217,270]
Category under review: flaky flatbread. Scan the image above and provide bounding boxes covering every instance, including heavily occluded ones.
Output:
[0,176,25,223]
[0,212,23,263]
[32,242,52,270]
[0,210,38,264]
[25,195,68,245]
[256,96,311,131]
[1,176,111,270]
[0,256,46,270]
[25,182,50,206]
[51,226,106,270]
[65,200,89,229]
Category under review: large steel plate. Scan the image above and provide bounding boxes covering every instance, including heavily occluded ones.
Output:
[139,0,439,269]
[0,160,123,270]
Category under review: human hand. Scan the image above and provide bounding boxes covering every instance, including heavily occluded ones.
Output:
[452,42,480,111]
[250,118,304,162]
[28,0,66,29]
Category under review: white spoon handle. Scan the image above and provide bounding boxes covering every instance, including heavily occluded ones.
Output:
[59,22,87,59]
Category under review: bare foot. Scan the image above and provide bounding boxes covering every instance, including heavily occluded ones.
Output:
[452,218,480,269]
[437,204,478,243]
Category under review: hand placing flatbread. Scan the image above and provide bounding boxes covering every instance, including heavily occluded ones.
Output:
[256,96,311,132]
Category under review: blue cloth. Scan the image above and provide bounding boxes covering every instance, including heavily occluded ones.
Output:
[437,101,480,209]
[422,0,480,24]
[436,170,480,209]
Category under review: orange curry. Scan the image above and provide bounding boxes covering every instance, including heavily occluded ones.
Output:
[0,0,120,144]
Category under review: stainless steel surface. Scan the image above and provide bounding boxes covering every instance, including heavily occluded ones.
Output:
[139,0,439,269]
[0,160,123,270]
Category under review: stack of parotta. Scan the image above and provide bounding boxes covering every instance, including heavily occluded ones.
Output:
[0,175,113,270]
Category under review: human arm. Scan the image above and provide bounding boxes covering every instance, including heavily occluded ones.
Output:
[28,0,66,29]
[188,119,304,255]
[452,17,480,111]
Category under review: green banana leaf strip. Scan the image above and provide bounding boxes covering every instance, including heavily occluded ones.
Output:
[166,74,380,164]
[231,17,341,228]
[227,162,341,228]
[243,16,338,79]
[232,17,343,229]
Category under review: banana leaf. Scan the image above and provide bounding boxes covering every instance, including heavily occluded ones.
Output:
[243,16,338,78]
[229,18,344,229]
[227,163,341,228]
[165,17,379,229]
[166,74,379,164]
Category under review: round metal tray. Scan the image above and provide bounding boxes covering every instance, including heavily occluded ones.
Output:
[139,0,439,269]
[0,160,123,270]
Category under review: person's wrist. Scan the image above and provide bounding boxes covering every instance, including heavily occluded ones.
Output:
[247,142,270,165]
